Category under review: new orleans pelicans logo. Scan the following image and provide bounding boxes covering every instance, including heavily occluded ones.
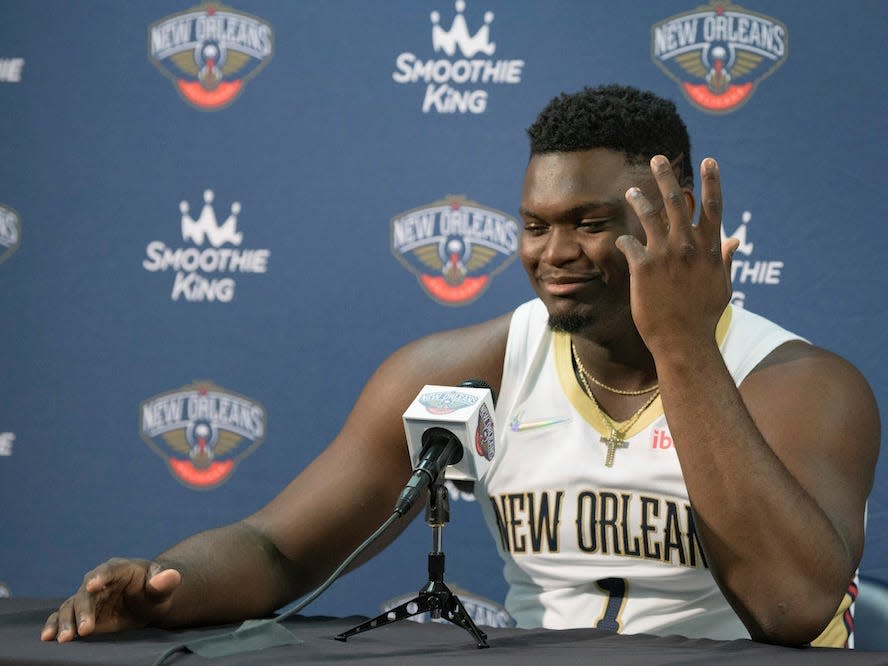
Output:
[391,195,518,305]
[419,390,478,415]
[0,205,21,266]
[140,381,266,490]
[148,3,273,110]
[651,1,787,114]
[475,403,495,461]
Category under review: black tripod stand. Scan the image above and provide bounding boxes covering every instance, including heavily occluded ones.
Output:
[334,479,489,648]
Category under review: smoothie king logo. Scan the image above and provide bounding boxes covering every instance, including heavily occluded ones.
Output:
[651,1,787,113]
[393,0,524,113]
[391,195,518,305]
[724,209,785,308]
[149,3,273,110]
[0,205,21,265]
[140,381,266,490]
[142,189,270,303]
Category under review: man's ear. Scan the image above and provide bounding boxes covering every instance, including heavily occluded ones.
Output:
[683,187,695,220]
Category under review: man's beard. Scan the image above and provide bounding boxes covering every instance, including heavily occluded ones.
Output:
[548,311,595,333]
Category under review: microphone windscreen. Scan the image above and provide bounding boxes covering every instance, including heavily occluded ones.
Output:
[458,378,497,406]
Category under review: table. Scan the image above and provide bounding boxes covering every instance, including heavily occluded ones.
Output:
[2,598,886,665]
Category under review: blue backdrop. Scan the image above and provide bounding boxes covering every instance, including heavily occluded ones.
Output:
[0,0,885,625]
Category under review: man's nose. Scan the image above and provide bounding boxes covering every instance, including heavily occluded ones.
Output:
[541,226,581,264]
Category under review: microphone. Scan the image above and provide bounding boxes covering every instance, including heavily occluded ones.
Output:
[394,380,497,516]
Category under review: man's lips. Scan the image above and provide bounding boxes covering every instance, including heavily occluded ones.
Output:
[538,272,601,296]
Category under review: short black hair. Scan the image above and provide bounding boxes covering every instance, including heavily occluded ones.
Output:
[527,84,693,187]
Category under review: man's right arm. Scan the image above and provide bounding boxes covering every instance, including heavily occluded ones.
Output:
[42,310,513,641]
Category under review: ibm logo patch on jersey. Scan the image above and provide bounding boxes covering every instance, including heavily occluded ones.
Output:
[0,205,21,266]
[391,195,518,306]
[140,381,266,490]
[148,3,273,110]
[651,1,787,114]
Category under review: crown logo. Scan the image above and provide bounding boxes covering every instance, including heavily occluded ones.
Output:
[180,189,243,247]
[725,210,755,256]
[431,0,495,58]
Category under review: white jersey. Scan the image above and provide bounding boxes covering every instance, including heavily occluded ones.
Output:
[476,298,853,645]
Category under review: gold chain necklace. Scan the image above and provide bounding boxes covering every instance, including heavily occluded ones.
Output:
[570,341,658,395]
[572,343,661,467]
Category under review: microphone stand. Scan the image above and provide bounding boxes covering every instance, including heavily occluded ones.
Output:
[334,476,489,648]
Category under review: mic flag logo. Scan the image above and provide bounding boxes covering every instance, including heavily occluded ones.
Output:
[419,389,478,415]
[148,3,273,110]
[418,389,494,461]
[651,1,787,114]
[391,195,518,306]
[475,402,495,461]
[140,381,266,490]
[0,205,21,266]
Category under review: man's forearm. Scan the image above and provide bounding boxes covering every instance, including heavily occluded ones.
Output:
[152,520,300,628]
[655,343,853,643]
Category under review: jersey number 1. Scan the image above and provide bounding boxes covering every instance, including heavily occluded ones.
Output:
[595,577,627,632]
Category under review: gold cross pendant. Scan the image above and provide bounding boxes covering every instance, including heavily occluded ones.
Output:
[601,429,628,467]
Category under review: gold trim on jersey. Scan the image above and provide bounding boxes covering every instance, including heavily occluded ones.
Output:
[554,306,734,439]
[810,587,855,648]
[715,304,733,350]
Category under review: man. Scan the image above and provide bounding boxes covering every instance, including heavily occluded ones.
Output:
[41,84,879,646]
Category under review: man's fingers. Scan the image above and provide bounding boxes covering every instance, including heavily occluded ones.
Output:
[625,187,665,246]
[40,558,169,643]
[53,598,77,643]
[722,237,740,261]
[722,237,740,287]
[40,611,59,641]
[615,234,647,266]
[650,155,690,236]
[146,568,181,599]
[84,570,108,594]
[698,158,723,237]
[72,590,97,637]
[82,558,124,593]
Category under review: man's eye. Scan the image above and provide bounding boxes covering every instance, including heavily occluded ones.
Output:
[523,224,548,235]
[579,219,609,231]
